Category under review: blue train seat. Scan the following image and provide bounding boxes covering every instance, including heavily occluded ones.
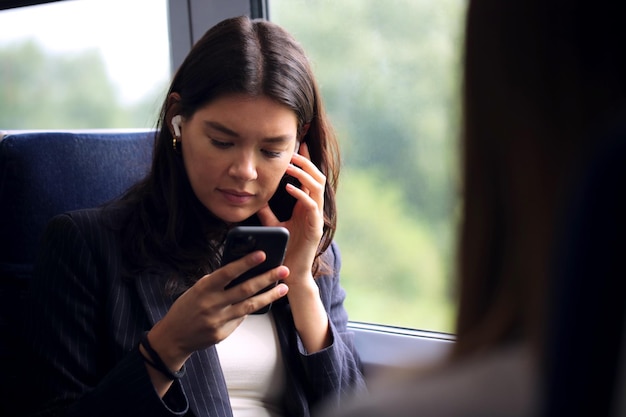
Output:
[0,130,154,411]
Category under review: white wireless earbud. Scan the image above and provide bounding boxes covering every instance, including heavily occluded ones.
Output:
[171,115,182,137]
[295,140,301,153]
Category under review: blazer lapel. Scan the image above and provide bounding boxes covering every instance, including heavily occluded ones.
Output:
[180,347,233,417]
[135,273,233,417]
[135,272,171,324]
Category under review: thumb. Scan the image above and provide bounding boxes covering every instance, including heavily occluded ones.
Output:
[256,204,279,226]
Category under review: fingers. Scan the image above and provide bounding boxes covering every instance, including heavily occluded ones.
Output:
[290,153,326,187]
[256,204,279,226]
[284,183,321,216]
[187,254,289,322]
[163,256,289,351]
[285,164,325,217]
[231,282,289,316]
[206,250,266,290]
[287,155,326,199]
[221,262,289,317]
[225,264,289,299]
[195,251,279,292]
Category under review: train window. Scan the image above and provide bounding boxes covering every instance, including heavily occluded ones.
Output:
[271,0,466,332]
[0,0,170,129]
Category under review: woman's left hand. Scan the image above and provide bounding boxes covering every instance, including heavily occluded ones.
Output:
[258,142,332,353]
[257,142,326,282]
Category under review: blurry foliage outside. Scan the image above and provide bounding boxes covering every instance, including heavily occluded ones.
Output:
[0,0,465,333]
[0,40,166,129]
[272,0,466,332]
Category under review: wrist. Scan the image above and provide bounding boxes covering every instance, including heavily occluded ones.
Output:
[149,320,190,362]
[285,272,318,294]
[145,324,189,372]
[283,251,316,277]
[139,331,186,380]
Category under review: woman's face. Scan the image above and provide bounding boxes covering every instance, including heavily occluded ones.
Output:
[178,93,299,224]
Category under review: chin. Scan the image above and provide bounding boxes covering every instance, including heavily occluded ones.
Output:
[215,208,256,224]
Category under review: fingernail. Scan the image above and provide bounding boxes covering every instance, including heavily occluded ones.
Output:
[252,251,264,262]
[278,266,289,278]
[277,284,288,296]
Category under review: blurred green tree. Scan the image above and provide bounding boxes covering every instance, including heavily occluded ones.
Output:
[273,0,463,231]
[0,40,165,129]
[0,41,122,128]
[273,0,466,331]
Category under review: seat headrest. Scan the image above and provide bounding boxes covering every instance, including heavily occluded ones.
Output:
[0,130,154,268]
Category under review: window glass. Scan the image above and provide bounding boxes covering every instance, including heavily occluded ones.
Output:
[271,0,466,332]
[0,0,170,129]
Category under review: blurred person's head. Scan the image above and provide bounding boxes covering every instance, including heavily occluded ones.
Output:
[454,0,626,358]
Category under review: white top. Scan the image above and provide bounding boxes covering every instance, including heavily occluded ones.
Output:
[215,313,286,417]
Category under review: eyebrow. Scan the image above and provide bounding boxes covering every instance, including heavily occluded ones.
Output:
[204,121,294,144]
[205,121,239,137]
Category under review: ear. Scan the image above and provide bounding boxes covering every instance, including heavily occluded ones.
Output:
[165,93,183,137]
[300,122,310,139]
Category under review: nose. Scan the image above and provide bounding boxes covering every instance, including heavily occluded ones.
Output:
[228,152,258,181]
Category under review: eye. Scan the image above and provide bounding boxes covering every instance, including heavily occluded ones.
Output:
[211,139,232,149]
[261,149,282,158]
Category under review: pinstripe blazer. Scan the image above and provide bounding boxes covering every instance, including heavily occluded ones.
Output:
[21,207,366,417]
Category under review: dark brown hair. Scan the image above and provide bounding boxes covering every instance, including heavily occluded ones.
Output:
[453,0,626,358]
[113,16,339,289]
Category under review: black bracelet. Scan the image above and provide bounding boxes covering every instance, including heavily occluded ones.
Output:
[139,331,186,380]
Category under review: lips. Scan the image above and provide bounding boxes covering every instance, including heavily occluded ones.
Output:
[219,189,255,205]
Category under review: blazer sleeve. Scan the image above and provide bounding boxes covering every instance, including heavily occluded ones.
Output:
[21,212,189,417]
[293,241,368,409]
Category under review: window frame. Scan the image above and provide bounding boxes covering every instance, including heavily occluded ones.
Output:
[168,0,267,73]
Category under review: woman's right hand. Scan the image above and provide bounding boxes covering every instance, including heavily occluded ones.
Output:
[143,251,289,384]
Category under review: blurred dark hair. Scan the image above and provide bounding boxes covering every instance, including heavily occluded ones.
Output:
[454,0,626,358]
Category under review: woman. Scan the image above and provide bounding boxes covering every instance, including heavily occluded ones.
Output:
[323,0,626,416]
[22,16,365,417]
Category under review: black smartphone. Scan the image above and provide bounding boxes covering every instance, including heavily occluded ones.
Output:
[268,174,300,222]
[222,226,289,314]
